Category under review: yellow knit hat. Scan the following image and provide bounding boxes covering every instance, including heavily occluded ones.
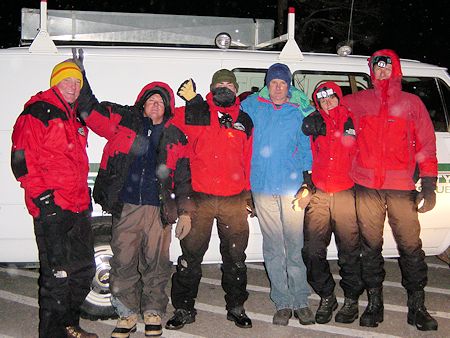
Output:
[50,61,83,88]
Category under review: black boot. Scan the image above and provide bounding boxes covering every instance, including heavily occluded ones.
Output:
[315,294,338,324]
[335,297,359,324]
[360,288,383,327]
[407,290,438,331]
[165,309,197,330]
[227,306,252,328]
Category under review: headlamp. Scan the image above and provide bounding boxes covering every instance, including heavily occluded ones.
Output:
[372,55,392,68]
[316,87,335,99]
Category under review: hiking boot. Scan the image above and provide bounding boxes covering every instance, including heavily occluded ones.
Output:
[65,325,99,338]
[227,306,252,328]
[294,307,315,325]
[335,297,359,324]
[315,294,338,324]
[165,309,196,330]
[272,308,292,326]
[111,314,138,338]
[144,313,163,337]
[360,288,384,327]
[407,290,438,331]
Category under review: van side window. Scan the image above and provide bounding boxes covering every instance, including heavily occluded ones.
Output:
[402,77,449,132]
[292,71,370,102]
[233,68,267,96]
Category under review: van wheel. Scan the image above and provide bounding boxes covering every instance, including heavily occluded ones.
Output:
[80,216,118,320]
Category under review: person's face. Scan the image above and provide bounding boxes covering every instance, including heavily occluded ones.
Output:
[268,79,289,104]
[143,94,165,124]
[318,95,339,113]
[214,81,237,93]
[56,77,81,104]
[373,63,393,80]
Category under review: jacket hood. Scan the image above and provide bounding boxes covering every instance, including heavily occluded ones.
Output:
[134,81,175,120]
[312,81,343,109]
[258,85,315,117]
[368,49,402,91]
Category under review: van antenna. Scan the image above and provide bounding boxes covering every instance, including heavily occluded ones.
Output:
[279,7,304,61]
[29,0,58,53]
[337,0,355,56]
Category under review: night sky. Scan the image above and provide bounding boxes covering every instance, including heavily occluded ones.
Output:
[1,0,449,70]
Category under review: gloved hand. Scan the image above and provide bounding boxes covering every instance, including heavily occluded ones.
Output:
[71,47,85,72]
[292,171,314,211]
[415,177,437,213]
[33,189,64,223]
[246,196,257,218]
[177,79,197,101]
[302,113,326,137]
[292,185,312,211]
[175,214,192,240]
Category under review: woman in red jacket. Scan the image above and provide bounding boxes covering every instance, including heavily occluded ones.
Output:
[300,82,363,325]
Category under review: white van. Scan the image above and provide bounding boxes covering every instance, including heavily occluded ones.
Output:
[1,6,449,319]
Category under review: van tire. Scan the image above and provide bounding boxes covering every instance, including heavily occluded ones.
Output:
[80,216,118,320]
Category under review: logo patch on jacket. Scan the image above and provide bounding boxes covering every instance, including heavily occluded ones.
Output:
[343,117,356,137]
[78,127,86,136]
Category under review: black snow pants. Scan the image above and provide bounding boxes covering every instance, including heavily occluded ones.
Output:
[34,210,95,338]
[355,185,428,291]
[171,192,249,311]
[302,188,364,299]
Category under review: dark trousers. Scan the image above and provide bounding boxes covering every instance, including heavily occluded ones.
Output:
[34,210,95,338]
[302,189,364,299]
[171,192,249,311]
[355,185,428,291]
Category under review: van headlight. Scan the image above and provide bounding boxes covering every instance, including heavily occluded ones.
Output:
[215,32,232,50]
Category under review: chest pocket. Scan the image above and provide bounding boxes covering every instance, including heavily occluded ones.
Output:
[384,116,412,169]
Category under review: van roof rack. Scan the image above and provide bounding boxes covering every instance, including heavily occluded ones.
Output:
[26,1,304,61]
[23,1,274,51]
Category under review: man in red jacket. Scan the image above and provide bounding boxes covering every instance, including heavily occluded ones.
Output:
[165,70,254,330]
[11,61,97,338]
[301,82,363,325]
[343,49,438,331]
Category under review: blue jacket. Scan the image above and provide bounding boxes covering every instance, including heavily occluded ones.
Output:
[241,86,314,196]
[120,117,163,206]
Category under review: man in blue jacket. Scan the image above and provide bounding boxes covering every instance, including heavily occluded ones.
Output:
[241,63,315,326]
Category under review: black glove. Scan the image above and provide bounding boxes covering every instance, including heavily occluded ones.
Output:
[302,113,326,137]
[33,190,64,223]
[177,79,197,101]
[292,171,314,211]
[415,177,437,213]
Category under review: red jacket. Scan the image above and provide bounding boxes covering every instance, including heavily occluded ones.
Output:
[11,87,90,217]
[78,80,193,222]
[303,82,356,193]
[343,49,437,190]
[171,93,253,196]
